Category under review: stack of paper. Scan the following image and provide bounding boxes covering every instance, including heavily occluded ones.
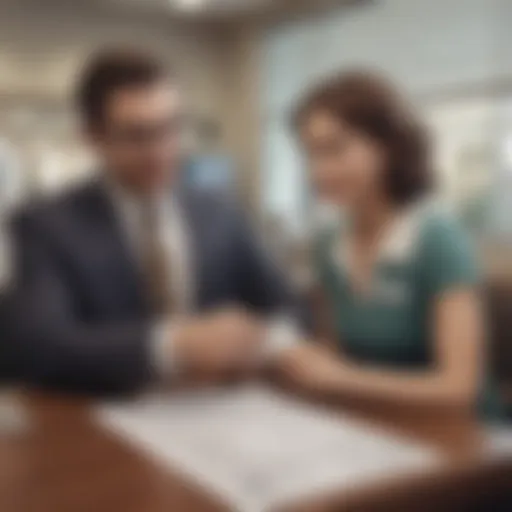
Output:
[96,385,441,511]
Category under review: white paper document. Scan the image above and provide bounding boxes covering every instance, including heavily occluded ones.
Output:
[96,385,441,511]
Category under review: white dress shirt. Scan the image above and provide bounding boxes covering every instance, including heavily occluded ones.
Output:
[107,184,301,378]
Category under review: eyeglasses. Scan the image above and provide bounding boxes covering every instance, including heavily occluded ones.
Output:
[105,114,189,148]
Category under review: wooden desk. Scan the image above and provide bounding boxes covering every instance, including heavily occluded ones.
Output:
[0,392,510,512]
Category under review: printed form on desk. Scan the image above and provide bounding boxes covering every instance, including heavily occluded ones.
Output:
[96,385,443,512]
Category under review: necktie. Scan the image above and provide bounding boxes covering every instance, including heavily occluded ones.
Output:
[140,200,173,315]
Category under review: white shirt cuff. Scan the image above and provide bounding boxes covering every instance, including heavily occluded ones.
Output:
[264,316,303,359]
[151,320,179,378]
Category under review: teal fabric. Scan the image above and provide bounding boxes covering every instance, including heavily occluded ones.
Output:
[315,210,505,420]
[419,215,479,297]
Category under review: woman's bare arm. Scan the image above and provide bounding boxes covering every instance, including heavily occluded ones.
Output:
[278,288,483,411]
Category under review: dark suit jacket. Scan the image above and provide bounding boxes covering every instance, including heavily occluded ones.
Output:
[0,293,13,384]
[8,180,297,394]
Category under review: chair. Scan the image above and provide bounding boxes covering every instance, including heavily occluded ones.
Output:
[486,279,512,415]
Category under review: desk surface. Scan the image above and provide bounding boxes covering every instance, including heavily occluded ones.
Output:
[0,391,510,512]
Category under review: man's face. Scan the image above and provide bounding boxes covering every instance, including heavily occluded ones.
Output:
[89,81,185,194]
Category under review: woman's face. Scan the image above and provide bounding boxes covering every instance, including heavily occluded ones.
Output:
[300,109,387,210]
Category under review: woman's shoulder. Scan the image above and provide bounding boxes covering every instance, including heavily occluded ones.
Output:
[418,203,472,253]
[415,202,479,286]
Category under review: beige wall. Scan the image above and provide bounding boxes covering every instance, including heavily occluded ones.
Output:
[0,2,269,211]
[218,26,264,211]
[0,2,228,125]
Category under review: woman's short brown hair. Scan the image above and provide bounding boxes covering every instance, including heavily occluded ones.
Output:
[293,70,433,205]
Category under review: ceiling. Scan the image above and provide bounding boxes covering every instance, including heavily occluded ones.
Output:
[114,0,273,16]
[100,0,361,22]
[0,0,366,26]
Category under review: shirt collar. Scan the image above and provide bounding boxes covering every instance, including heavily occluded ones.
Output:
[333,198,435,269]
[378,200,432,263]
[103,178,183,241]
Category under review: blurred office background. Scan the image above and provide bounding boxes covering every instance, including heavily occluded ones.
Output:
[0,0,512,274]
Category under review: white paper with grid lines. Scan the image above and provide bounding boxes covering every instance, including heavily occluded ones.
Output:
[96,385,441,511]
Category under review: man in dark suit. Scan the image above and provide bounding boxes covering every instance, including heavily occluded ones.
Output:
[8,50,302,394]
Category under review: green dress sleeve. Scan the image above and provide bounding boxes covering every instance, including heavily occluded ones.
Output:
[420,215,506,421]
[419,215,479,296]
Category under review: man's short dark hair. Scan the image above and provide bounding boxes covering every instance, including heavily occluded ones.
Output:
[76,48,171,128]
[293,70,434,206]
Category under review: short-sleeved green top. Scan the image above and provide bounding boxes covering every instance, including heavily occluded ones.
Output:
[315,203,503,419]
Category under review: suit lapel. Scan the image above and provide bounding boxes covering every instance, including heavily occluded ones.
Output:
[81,181,149,314]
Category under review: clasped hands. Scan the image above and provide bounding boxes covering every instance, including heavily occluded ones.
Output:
[171,308,266,379]
[169,307,346,387]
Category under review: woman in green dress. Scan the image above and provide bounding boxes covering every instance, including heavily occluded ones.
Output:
[280,71,489,414]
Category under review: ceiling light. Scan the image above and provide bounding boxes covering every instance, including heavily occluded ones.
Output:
[174,0,206,11]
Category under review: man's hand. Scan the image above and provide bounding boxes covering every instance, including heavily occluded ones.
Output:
[172,308,264,377]
[278,343,346,394]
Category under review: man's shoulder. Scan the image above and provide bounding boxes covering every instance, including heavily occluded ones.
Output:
[11,180,101,234]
